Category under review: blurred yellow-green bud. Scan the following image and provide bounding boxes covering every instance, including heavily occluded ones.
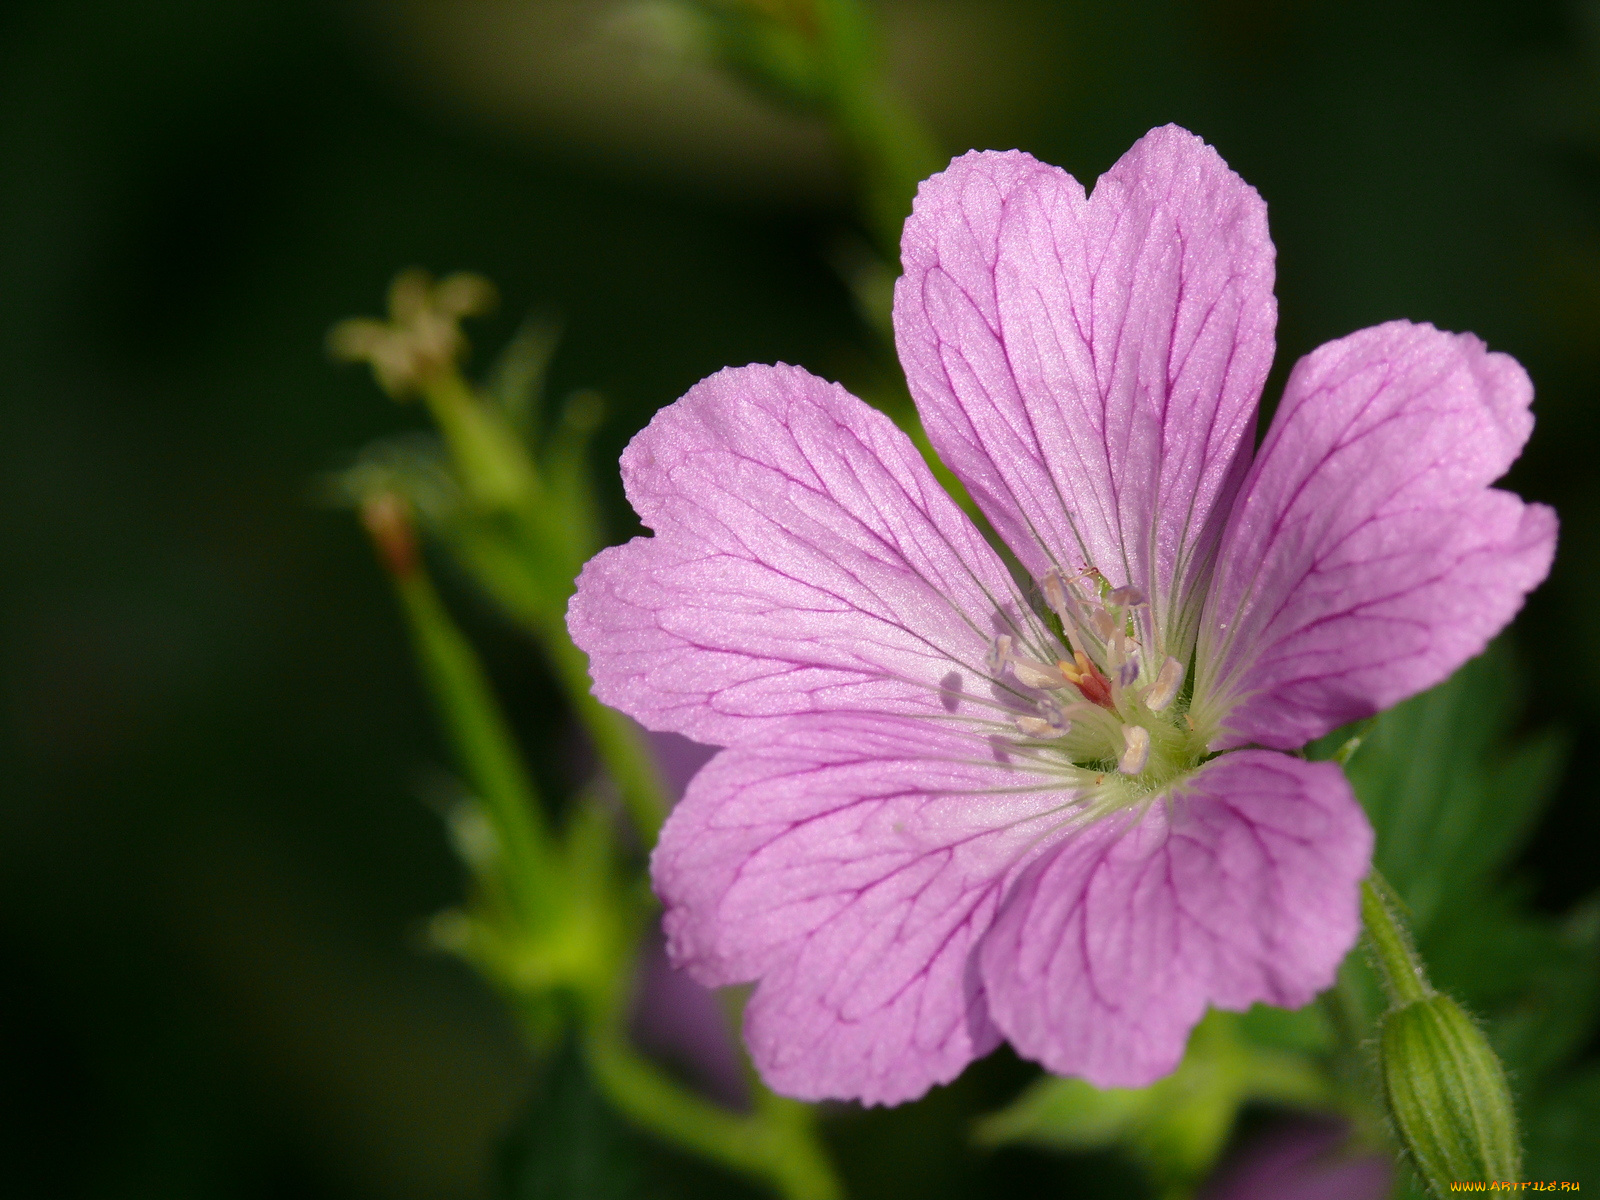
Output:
[333,269,541,513]
[1380,994,1520,1195]
[328,268,497,397]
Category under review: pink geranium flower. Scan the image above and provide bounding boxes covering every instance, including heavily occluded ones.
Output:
[568,127,1556,1105]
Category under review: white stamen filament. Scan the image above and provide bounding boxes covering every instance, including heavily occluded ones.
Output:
[1042,570,1090,659]
[1118,724,1151,775]
[1041,570,1068,615]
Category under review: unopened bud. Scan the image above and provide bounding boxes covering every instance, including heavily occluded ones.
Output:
[329,269,495,397]
[1379,994,1520,1194]
[360,492,419,578]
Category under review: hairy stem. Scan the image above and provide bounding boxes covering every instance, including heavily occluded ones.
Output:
[1361,872,1433,1007]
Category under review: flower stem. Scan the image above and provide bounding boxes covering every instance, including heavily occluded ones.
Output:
[416,366,672,843]
[580,1020,843,1200]
[538,615,671,843]
[1360,871,1432,1007]
[364,496,553,920]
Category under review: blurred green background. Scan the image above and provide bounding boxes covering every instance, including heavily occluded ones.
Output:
[3,1,1599,1197]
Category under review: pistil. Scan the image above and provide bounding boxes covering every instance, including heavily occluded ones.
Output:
[991,567,1204,787]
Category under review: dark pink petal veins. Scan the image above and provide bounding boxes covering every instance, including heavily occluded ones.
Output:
[1194,321,1557,750]
[566,364,1031,746]
[651,714,1078,1105]
[979,752,1371,1089]
[893,126,1276,656]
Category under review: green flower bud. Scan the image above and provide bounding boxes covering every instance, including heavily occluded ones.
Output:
[1380,994,1520,1195]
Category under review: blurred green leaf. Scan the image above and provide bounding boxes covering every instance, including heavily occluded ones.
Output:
[536,388,609,568]
[1423,891,1600,1088]
[694,0,834,111]
[1521,1062,1600,1183]
[681,0,940,257]
[1313,644,1567,935]
[1235,1000,1337,1056]
[1312,643,1600,1185]
[974,1010,1330,1197]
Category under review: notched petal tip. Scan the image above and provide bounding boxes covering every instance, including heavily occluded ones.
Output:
[893,123,1275,627]
[1195,320,1556,750]
[573,361,1026,746]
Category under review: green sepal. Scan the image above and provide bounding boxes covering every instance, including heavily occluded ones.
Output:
[1379,994,1521,1194]
[1313,643,1567,935]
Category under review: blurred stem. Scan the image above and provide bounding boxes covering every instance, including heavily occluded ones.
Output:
[422,372,537,511]
[443,530,669,843]
[818,2,942,260]
[362,496,553,925]
[1361,872,1433,1007]
[580,1018,843,1200]
[367,495,835,1197]
[420,366,671,843]
[815,0,941,265]
[547,632,670,842]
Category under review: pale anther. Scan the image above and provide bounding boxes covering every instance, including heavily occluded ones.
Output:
[1144,656,1185,712]
[986,634,1013,674]
[1118,724,1151,775]
[1107,585,1147,607]
[1041,570,1068,615]
[1037,694,1067,728]
[1010,655,1068,690]
[1014,716,1063,738]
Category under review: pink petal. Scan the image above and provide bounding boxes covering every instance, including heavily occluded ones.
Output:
[1194,321,1557,750]
[566,364,1032,746]
[652,713,1076,1105]
[894,127,1276,654]
[979,752,1370,1089]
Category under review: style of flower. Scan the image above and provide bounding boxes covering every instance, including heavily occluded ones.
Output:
[568,127,1556,1105]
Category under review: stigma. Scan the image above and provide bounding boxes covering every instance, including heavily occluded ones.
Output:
[992,567,1194,784]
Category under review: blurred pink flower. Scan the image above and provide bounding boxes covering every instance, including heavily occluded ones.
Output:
[627,731,749,1109]
[1199,1118,1390,1200]
[572,127,1554,1104]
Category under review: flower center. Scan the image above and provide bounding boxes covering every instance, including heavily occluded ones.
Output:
[990,568,1207,795]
